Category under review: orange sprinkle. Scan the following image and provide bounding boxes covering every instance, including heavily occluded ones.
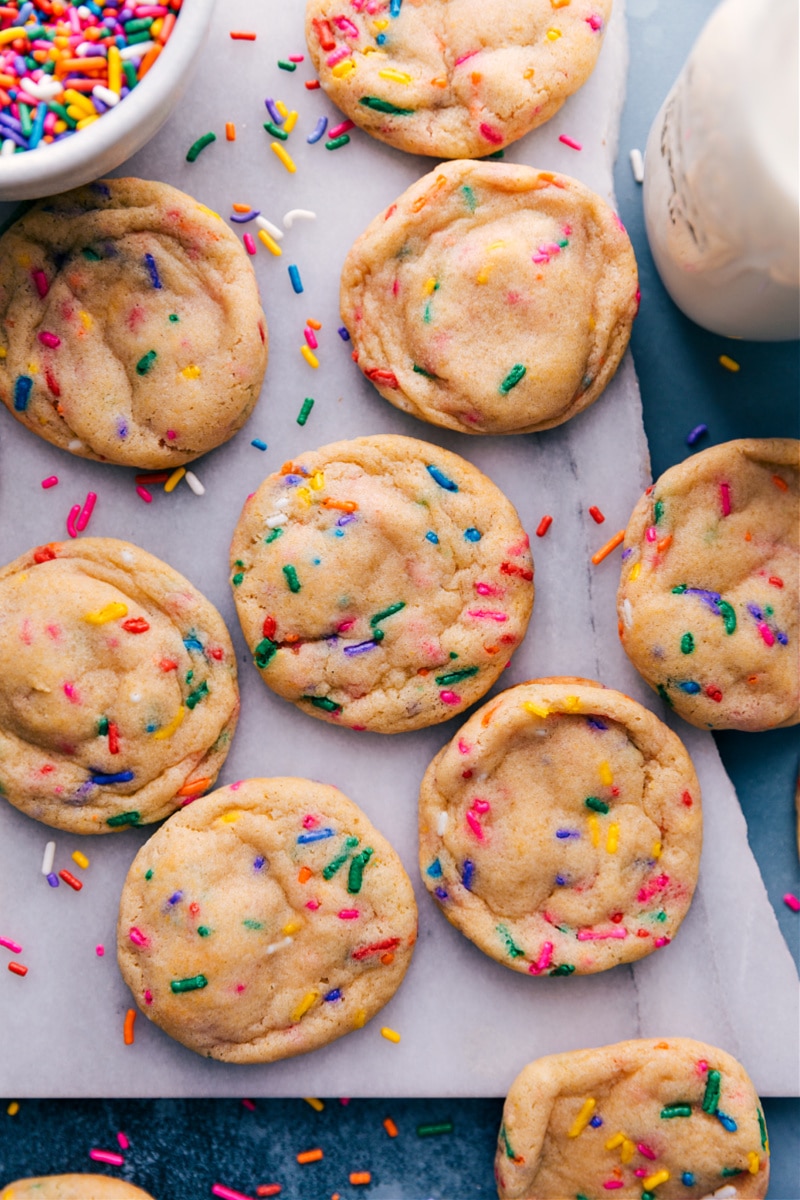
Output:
[380,952,395,965]
[123,1008,136,1045]
[230,30,257,39]
[322,499,357,512]
[747,675,759,684]
[296,1148,323,1165]
[383,1117,398,1138]
[656,534,673,553]
[232,203,251,213]
[137,43,161,80]
[158,11,175,43]
[350,1174,371,1186]
[177,777,211,797]
[481,703,500,727]
[281,460,295,474]
[298,866,312,883]
[744,530,752,541]
[431,76,447,87]
[591,529,625,565]
[307,318,323,330]
[772,474,789,491]
[226,122,236,141]
[470,71,482,84]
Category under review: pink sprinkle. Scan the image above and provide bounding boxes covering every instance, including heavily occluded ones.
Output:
[637,1143,656,1160]
[243,233,256,255]
[0,937,22,954]
[784,893,800,912]
[144,989,153,1005]
[289,54,305,62]
[166,430,177,439]
[587,13,604,30]
[645,525,658,542]
[653,936,671,948]
[212,1186,252,1200]
[338,909,360,919]
[76,490,97,533]
[337,618,356,632]
[635,1169,647,1178]
[697,1060,709,1074]
[63,682,80,704]
[136,485,153,504]
[532,254,549,264]
[242,1099,256,1111]
[95,945,105,957]
[476,582,501,596]
[465,810,484,840]
[129,927,149,947]
[117,1132,129,1150]
[89,1150,124,1166]
[473,799,490,814]
[340,1097,351,1105]
[559,134,582,150]
[306,899,320,910]
[577,927,628,941]
[457,738,471,754]
[41,475,59,488]
[329,118,354,138]
[32,269,49,298]
[529,941,553,975]
[603,1183,624,1191]
[327,45,351,66]
[637,874,670,904]
[38,331,61,348]
[757,623,776,647]
[720,482,731,516]
[455,49,480,66]
[304,327,319,350]
[66,503,81,538]
[479,122,504,145]
[302,814,319,828]
[467,610,508,622]
[439,690,461,705]
[334,15,359,36]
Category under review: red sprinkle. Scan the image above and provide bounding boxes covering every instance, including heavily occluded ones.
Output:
[588,506,605,524]
[305,79,320,89]
[705,684,723,703]
[681,791,693,807]
[59,869,83,891]
[352,938,400,961]
[229,30,256,39]
[122,618,150,634]
[33,545,56,563]
[365,367,399,388]
[8,962,28,977]
[536,515,553,538]
[257,1188,282,1197]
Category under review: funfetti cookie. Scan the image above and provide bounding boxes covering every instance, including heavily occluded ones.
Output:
[229,434,534,733]
[0,178,268,469]
[117,777,418,1064]
[618,439,799,732]
[306,0,613,159]
[1,1180,154,1200]
[0,538,239,835]
[340,162,638,436]
[495,1038,770,1200]
[419,678,702,976]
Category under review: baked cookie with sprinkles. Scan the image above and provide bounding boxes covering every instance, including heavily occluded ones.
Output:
[306,0,612,159]
[1,1179,154,1199]
[0,538,239,834]
[419,678,701,976]
[341,161,638,436]
[117,777,418,1063]
[0,177,267,468]
[495,1038,770,1200]
[229,434,534,733]
[618,439,799,732]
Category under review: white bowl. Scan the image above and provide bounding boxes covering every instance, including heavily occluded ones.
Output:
[0,0,216,201]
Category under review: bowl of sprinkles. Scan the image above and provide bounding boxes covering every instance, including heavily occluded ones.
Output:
[0,0,216,200]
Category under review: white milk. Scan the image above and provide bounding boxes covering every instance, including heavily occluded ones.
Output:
[643,0,799,341]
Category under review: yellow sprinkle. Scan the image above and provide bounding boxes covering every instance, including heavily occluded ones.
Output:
[181,365,201,380]
[271,141,297,172]
[353,1009,367,1029]
[488,240,505,251]
[309,471,325,491]
[54,120,67,134]
[0,26,24,44]
[220,811,241,823]
[621,1138,636,1164]
[606,823,619,854]
[381,1026,401,1043]
[76,115,99,131]
[71,851,89,870]
[164,467,186,493]
[84,602,128,625]
[63,88,94,114]
[563,695,580,712]
[304,1097,325,1112]
[379,68,412,83]
[291,991,319,1022]
[16,252,32,268]
[523,67,535,79]
[283,921,302,935]
[332,58,356,78]
[275,99,288,117]
[374,17,389,28]
[629,562,641,582]
[643,1171,670,1191]
[79,310,93,330]
[423,277,438,295]
[196,203,222,220]
[150,17,163,37]
[546,27,562,40]
[748,1152,760,1174]
[476,266,493,284]
[284,109,299,133]
[588,314,596,330]
[258,229,282,256]
[6,1101,20,1116]
[588,814,600,848]
[296,486,312,506]
[719,354,740,372]
[301,345,319,368]
[108,44,122,93]
[605,1132,626,1151]
[153,705,185,741]
[522,700,550,718]
[66,105,85,121]
[0,347,6,358]
[27,362,38,374]
[599,761,613,787]
[652,841,662,859]
[567,1097,596,1138]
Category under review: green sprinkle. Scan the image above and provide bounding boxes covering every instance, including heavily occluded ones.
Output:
[197,926,211,937]
[417,1122,453,1137]
[122,61,138,90]
[758,1108,768,1150]
[702,1068,721,1114]
[325,134,351,150]
[186,680,209,710]
[254,638,278,668]
[718,600,736,634]
[370,601,405,627]
[721,1168,744,1178]
[323,852,350,881]
[304,695,341,713]
[46,100,77,128]
[413,364,437,379]
[97,717,109,736]
[577,1195,590,1200]
[278,59,297,71]
[681,632,695,654]
[346,836,360,849]
[661,1104,692,1118]
[170,974,208,993]
[144,869,153,881]
[585,796,609,814]
[360,96,414,115]
[461,185,477,211]
[500,1125,517,1161]
[654,500,664,524]
[423,301,433,324]
[186,131,216,162]
[499,364,526,394]
[265,527,283,544]
[496,924,525,959]
[82,247,101,261]
[136,350,157,375]
[232,572,244,586]
[487,149,504,159]
[642,1193,656,1200]
[655,910,667,922]
[18,102,31,137]
[435,666,478,686]
[347,847,374,894]
[297,397,315,426]
[169,313,179,322]
[264,121,288,140]
[283,564,301,592]
[656,683,673,708]
[106,811,141,827]
[243,919,263,930]
[549,963,575,976]
[672,584,687,594]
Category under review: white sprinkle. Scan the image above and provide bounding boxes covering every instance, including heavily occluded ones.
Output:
[19,77,63,101]
[266,513,288,528]
[283,209,317,229]
[119,40,154,60]
[42,840,56,875]
[265,936,293,955]
[629,147,644,183]
[255,215,284,241]
[185,471,205,496]
[622,598,633,628]
[92,84,120,108]
[275,497,290,509]
[129,693,141,703]
[436,811,448,836]
[1,138,15,158]
[120,550,135,564]
[68,439,84,451]
[700,1188,738,1200]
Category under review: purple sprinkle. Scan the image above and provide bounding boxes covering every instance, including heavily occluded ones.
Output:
[144,253,162,289]
[167,891,183,906]
[230,210,261,223]
[555,874,567,885]
[586,717,608,731]
[461,859,474,890]
[338,326,350,341]
[117,419,128,439]
[47,872,60,888]
[254,856,266,871]
[589,1115,603,1128]
[686,423,708,446]
[343,639,378,656]
[264,97,283,124]
[434,887,448,901]
[777,631,789,645]
[685,587,722,614]
[283,474,304,486]
[556,829,580,839]
[337,514,356,526]
[747,603,763,620]
[307,116,328,145]
[621,547,633,561]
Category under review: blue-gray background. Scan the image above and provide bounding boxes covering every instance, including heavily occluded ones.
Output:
[1,0,798,1196]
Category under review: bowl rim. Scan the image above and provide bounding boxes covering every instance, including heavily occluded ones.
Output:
[0,0,217,191]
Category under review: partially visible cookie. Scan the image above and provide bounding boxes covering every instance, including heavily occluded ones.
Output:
[618,439,799,731]
[419,678,702,976]
[496,1038,770,1200]
[0,177,268,468]
[117,778,418,1063]
[306,0,613,159]
[1,1179,154,1200]
[230,434,534,733]
[0,538,239,834]
[341,162,638,436]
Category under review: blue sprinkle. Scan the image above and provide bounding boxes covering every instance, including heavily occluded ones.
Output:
[47,872,59,888]
[464,528,481,542]
[90,770,134,785]
[586,717,608,731]
[338,326,350,341]
[251,439,268,451]
[324,988,342,1002]
[297,827,335,844]
[716,1109,738,1132]
[681,1174,695,1187]
[589,1115,603,1128]
[254,856,266,871]
[556,829,580,839]
[461,859,475,890]
[13,375,33,412]
[167,891,183,906]
[555,874,567,885]
[335,530,344,537]
[376,32,386,43]
[230,210,260,224]
[390,0,402,14]
[686,423,708,446]
[677,680,701,693]
[426,858,443,879]
[425,531,439,544]
[426,464,458,492]
[434,886,448,901]
[145,723,158,733]
[183,635,203,653]
[777,631,788,645]
[144,252,162,289]
[307,116,328,144]
[117,419,128,439]
[288,264,303,294]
